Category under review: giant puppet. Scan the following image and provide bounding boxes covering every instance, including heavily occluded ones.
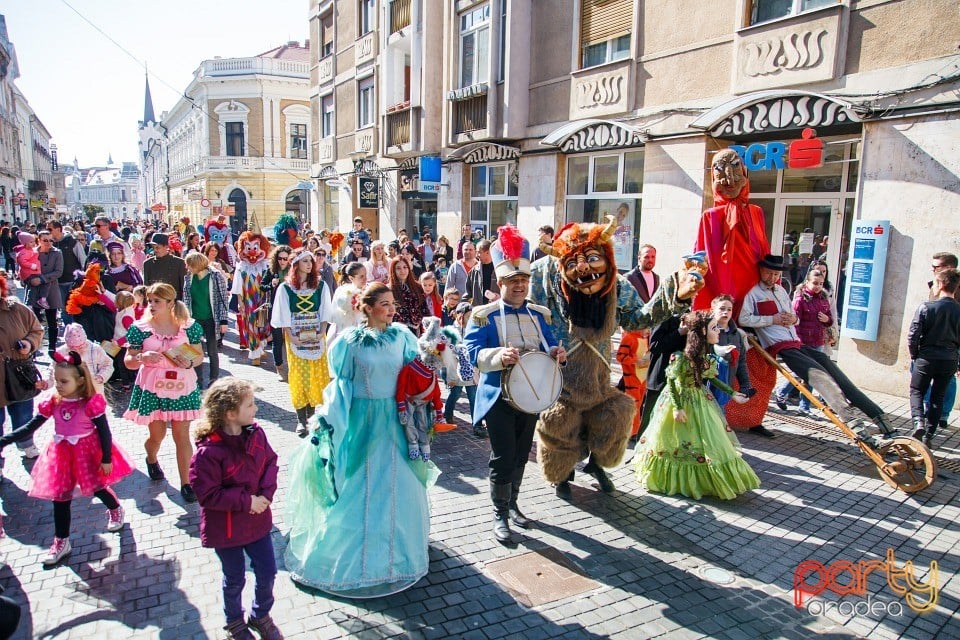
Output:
[530,218,702,496]
[692,148,775,431]
[232,229,272,366]
[203,216,239,268]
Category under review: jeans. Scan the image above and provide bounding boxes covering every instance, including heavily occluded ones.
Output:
[910,358,958,426]
[443,384,476,424]
[0,399,37,465]
[196,318,220,384]
[484,397,538,484]
[924,373,957,424]
[213,533,277,623]
[58,282,75,324]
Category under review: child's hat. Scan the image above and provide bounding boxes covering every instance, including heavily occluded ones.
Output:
[17,232,33,245]
[64,323,88,349]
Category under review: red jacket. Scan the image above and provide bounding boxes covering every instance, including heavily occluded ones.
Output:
[396,357,443,414]
[189,423,278,549]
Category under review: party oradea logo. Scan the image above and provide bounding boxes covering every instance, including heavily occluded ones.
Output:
[794,548,938,618]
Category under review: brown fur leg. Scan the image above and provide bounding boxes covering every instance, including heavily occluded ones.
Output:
[536,400,588,484]
[583,391,635,468]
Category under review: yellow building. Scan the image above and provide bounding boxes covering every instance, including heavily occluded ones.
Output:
[140,42,311,237]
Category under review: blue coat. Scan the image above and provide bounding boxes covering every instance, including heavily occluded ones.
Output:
[463,300,559,423]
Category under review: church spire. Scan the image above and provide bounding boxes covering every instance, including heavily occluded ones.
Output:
[143,71,156,125]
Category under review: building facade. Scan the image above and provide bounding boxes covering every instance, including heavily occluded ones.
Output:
[65,160,140,220]
[140,43,312,237]
[0,15,21,222]
[310,0,960,397]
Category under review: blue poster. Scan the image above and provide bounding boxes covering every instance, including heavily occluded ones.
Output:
[842,220,890,341]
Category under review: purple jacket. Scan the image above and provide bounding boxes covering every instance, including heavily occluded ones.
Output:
[792,287,832,348]
[189,423,278,549]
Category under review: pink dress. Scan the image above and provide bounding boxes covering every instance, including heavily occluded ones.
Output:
[123,320,204,424]
[29,394,134,502]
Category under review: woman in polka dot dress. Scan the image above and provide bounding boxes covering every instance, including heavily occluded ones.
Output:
[123,283,204,503]
[271,249,332,438]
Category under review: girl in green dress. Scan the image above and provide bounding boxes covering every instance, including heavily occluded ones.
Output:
[634,310,760,500]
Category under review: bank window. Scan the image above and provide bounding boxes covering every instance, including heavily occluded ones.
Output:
[225,122,245,157]
[358,78,375,128]
[580,0,632,69]
[470,163,518,234]
[459,4,490,88]
[747,0,837,26]
[565,150,644,270]
[290,124,307,160]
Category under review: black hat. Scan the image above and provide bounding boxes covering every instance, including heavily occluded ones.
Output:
[455,302,472,315]
[149,233,169,246]
[758,254,786,270]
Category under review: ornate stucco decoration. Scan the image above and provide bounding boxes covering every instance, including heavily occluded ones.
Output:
[689,91,861,137]
[743,29,829,77]
[541,119,647,153]
[448,142,521,164]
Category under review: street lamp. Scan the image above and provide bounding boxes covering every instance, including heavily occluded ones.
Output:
[348,150,368,174]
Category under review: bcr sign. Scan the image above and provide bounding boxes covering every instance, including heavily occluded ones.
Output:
[729,128,824,171]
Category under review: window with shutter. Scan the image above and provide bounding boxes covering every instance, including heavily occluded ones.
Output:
[321,13,334,57]
[580,0,633,68]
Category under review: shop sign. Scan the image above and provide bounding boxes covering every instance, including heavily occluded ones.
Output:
[357,177,380,209]
[729,128,823,172]
[418,156,441,193]
[842,220,889,342]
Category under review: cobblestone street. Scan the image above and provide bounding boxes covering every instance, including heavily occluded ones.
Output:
[1,335,958,639]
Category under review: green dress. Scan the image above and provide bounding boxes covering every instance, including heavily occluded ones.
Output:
[634,352,760,500]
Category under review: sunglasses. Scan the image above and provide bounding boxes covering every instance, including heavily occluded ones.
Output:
[278,256,290,261]
[317,252,327,257]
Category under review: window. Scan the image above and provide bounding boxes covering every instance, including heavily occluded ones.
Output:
[580,0,632,69]
[358,77,375,128]
[565,150,644,270]
[321,95,334,137]
[225,122,245,157]
[582,34,631,68]
[748,0,837,25]
[359,0,376,35]
[290,123,307,159]
[321,13,334,57]
[459,4,490,88]
[470,163,518,232]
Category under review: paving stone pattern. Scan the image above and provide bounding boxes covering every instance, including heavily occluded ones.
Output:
[0,332,958,639]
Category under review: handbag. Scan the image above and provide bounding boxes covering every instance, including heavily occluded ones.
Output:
[3,354,41,403]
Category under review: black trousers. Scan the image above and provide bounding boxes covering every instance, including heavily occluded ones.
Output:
[910,358,958,425]
[484,396,538,485]
[197,318,220,383]
[778,346,882,419]
[271,327,285,366]
[639,388,663,435]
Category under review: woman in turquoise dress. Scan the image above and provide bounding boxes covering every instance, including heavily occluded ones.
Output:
[634,310,760,500]
[285,282,440,598]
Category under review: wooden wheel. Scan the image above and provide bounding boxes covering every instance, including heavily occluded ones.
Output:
[875,436,937,493]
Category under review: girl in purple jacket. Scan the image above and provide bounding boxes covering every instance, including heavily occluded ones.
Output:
[189,379,283,640]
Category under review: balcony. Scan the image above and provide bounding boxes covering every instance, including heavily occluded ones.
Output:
[451,94,488,136]
[169,156,310,183]
[198,56,309,80]
[390,0,411,35]
[385,104,412,149]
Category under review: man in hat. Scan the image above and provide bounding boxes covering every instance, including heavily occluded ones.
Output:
[142,233,188,300]
[464,225,566,543]
[739,254,893,438]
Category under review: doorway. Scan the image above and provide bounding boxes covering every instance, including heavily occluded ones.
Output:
[773,198,841,294]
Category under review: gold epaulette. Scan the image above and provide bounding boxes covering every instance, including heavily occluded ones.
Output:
[470,301,500,327]
[526,302,552,322]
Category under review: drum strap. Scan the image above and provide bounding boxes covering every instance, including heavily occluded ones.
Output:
[497,302,550,354]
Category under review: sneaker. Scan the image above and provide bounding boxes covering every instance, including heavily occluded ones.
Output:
[42,537,71,566]
[223,619,256,640]
[774,395,789,411]
[473,423,488,439]
[408,449,421,461]
[295,423,308,438]
[106,506,124,532]
[247,614,284,640]
[146,458,165,481]
[180,484,197,504]
[21,445,40,459]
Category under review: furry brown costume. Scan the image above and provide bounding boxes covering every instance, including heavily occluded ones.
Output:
[529,217,702,494]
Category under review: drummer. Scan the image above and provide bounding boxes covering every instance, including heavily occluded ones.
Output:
[464,225,566,544]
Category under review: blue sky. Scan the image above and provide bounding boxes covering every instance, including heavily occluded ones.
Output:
[4,0,308,166]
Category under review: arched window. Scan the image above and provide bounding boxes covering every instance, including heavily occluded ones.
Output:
[228,188,248,237]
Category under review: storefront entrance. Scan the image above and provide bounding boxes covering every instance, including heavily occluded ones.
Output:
[773,198,842,294]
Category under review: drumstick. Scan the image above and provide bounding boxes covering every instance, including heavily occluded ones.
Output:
[508,342,541,401]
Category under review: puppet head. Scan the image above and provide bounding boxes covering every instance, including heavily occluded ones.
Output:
[66,263,102,316]
[236,230,271,264]
[204,217,231,246]
[273,214,303,249]
[417,316,458,375]
[540,216,617,298]
[712,148,749,201]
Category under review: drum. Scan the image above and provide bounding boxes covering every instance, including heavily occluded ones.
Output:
[502,351,562,414]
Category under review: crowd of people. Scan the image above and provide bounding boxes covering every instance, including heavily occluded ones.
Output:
[0,208,954,640]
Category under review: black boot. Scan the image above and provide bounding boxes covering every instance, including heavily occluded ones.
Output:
[924,421,937,448]
[555,470,575,500]
[911,418,926,441]
[583,455,615,493]
[873,414,895,438]
[509,468,532,529]
[491,481,512,543]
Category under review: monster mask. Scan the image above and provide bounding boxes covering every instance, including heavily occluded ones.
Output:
[542,216,617,298]
[712,148,749,201]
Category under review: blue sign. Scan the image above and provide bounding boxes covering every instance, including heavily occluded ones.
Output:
[419,156,441,193]
[842,220,890,341]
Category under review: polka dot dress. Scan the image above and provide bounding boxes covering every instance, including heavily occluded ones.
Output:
[123,322,204,425]
[287,344,329,410]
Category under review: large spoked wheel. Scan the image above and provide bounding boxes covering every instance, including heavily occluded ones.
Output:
[875,436,937,493]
